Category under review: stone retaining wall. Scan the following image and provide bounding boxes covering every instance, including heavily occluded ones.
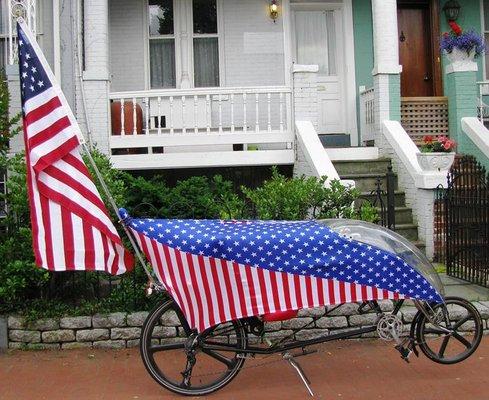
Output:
[5,300,489,350]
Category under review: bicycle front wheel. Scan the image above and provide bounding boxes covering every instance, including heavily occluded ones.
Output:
[140,299,247,396]
[416,297,483,365]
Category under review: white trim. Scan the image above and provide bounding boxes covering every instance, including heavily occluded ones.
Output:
[461,117,489,157]
[53,0,61,82]
[111,150,295,170]
[283,0,292,88]
[481,0,487,80]
[325,146,379,161]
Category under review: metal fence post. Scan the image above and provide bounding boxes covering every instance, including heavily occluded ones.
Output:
[386,164,396,230]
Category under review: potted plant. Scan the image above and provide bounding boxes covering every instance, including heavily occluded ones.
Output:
[441,21,485,63]
[417,135,456,172]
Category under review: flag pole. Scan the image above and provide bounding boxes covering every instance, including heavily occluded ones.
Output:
[81,144,158,287]
[16,17,156,286]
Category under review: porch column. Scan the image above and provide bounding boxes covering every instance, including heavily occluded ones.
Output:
[371,0,402,143]
[82,0,111,153]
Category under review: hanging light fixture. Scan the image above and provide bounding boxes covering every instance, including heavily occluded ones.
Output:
[443,0,461,22]
[270,0,278,22]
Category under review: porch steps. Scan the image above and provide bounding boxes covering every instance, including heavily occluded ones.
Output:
[332,158,425,251]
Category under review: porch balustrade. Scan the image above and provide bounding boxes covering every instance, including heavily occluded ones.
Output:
[108,86,294,169]
[359,86,375,143]
[477,81,489,124]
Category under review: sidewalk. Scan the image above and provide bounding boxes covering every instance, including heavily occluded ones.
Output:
[1,338,489,400]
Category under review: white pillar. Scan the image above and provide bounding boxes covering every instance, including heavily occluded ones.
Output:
[371,0,402,144]
[179,1,191,89]
[371,0,402,75]
[82,0,110,153]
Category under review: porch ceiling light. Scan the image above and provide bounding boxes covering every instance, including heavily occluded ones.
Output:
[270,0,278,22]
[443,0,461,22]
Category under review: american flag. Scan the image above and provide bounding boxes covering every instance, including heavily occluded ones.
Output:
[120,209,442,332]
[17,20,133,274]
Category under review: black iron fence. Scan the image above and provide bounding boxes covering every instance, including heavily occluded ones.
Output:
[435,156,489,286]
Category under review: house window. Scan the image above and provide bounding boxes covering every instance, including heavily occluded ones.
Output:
[192,0,220,87]
[148,0,176,88]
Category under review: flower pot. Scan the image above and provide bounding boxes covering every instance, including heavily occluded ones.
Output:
[446,47,476,63]
[416,152,456,172]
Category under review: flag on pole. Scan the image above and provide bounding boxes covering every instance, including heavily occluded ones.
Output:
[120,209,443,332]
[17,20,134,274]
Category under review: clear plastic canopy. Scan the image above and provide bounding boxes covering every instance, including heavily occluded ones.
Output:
[319,219,445,298]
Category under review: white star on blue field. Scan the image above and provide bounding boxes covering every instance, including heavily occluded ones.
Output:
[120,209,442,302]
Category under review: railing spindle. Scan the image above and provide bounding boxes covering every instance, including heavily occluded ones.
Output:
[157,96,162,135]
[132,97,137,135]
[120,98,125,136]
[182,96,186,134]
[194,95,198,134]
[243,93,247,133]
[169,96,174,135]
[267,93,271,132]
[144,97,149,135]
[218,94,223,133]
[230,93,235,133]
[255,93,259,133]
[206,94,211,133]
[279,92,284,133]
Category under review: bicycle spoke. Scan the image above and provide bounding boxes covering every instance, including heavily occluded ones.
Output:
[149,342,185,353]
[452,315,471,331]
[452,332,472,348]
[438,336,450,358]
[202,349,236,369]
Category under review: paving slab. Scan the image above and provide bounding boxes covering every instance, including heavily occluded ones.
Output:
[440,273,489,301]
[1,338,489,399]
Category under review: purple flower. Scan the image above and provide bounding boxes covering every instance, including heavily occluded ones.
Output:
[441,29,486,58]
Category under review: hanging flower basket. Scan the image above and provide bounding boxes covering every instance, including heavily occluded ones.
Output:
[440,21,485,64]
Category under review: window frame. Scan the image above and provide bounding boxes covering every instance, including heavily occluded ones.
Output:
[482,0,489,81]
[189,0,224,88]
[145,0,224,89]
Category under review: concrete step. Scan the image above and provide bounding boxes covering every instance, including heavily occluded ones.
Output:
[374,206,414,225]
[394,224,419,242]
[340,173,398,193]
[333,158,391,175]
[357,191,406,207]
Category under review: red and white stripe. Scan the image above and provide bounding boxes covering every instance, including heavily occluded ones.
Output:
[133,230,405,332]
[21,23,133,275]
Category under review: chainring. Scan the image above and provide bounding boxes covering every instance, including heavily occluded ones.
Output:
[376,314,404,341]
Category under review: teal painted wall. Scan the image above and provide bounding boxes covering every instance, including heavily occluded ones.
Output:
[440,0,484,94]
[353,0,374,133]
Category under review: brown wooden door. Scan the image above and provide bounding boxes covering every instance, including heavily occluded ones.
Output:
[398,4,434,97]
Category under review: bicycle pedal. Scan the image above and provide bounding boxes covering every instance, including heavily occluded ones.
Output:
[394,344,412,363]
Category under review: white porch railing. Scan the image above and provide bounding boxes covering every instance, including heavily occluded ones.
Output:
[108,86,294,169]
[477,81,489,124]
[359,86,375,143]
[6,0,37,65]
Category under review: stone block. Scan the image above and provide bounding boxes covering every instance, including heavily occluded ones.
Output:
[127,312,149,327]
[152,326,177,338]
[378,300,394,312]
[92,312,126,328]
[76,329,110,342]
[110,327,141,340]
[264,322,282,332]
[298,307,325,317]
[9,330,41,343]
[475,302,489,319]
[282,318,313,330]
[327,303,359,316]
[160,311,180,326]
[401,307,418,323]
[26,318,60,331]
[0,316,7,352]
[62,342,93,350]
[42,330,76,343]
[294,329,328,341]
[348,314,379,327]
[7,316,25,329]
[315,316,348,329]
[60,316,91,329]
[126,339,140,348]
[93,340,126,349]
[25,343,60,350]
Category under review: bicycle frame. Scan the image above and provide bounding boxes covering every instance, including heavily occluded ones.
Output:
[199,299,419,356]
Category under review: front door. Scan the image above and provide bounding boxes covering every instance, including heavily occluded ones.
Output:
[397,1,435,97]
[293,8,345,134]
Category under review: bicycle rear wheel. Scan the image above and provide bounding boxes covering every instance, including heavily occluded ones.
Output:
[416,297,483,365]
[140,299,247,396]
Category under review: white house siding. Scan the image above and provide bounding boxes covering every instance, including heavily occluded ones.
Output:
[221,0,285,87]
[108,0,146,92]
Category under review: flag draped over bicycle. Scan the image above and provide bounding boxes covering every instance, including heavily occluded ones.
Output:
[121,209,443,332]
